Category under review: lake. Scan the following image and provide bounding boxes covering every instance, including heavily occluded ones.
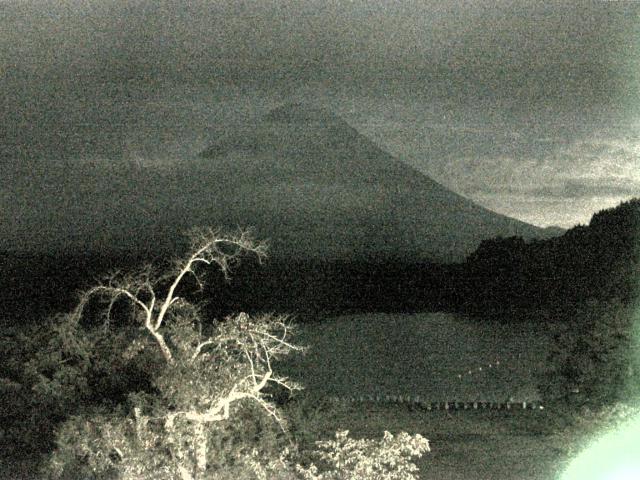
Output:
[277,312,552,403]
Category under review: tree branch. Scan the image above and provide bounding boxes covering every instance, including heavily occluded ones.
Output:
[191,338,215,361]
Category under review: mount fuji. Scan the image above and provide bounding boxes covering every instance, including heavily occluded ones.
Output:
[196,102,559,262]
[1,102,561,262]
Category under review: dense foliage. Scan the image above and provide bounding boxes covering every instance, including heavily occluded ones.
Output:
[295,430,429,480]
[455,199,639,316]
[2,228,430,479]
[539,298,640,407]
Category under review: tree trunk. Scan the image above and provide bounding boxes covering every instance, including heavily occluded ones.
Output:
[193,420,208,477]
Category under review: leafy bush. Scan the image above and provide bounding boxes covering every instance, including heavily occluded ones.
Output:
[1,319,103,455]
[0,308,162,457]
[540,298,640,407]
[20,228,431,480]
[44,400,295,480]
[295,430,430,480]
[280,394,347,453]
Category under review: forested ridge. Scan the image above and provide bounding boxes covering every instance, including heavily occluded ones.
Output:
[2,199,638,323]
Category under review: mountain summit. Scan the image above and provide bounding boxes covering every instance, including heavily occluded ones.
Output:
[197,102,557,261]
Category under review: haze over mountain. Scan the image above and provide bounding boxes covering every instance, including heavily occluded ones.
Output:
[197,102,561,262]
[1,102,562,262]
[2,1,636,237]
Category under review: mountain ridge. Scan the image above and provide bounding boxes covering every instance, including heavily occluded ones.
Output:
[0,102,562,261]
[196,102,560,262]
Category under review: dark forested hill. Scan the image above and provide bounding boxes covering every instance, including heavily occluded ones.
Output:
[2,199,637,324]
[452,198,640,317]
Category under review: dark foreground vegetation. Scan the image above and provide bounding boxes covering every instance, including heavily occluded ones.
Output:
[1,229,430,479]
[1,198,639,478]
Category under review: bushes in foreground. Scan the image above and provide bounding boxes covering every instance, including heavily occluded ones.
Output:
[16,227,429,479]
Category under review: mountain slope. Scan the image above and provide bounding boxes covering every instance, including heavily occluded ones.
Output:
[196,102,557,262]
[0,102,560,261]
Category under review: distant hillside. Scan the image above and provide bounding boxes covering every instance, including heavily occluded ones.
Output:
[453,198,640,316]
[540,225,566,237]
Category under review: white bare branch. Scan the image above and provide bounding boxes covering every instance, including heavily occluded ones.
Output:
[69,228,268,366]
[63,227,303,478]
[154,228,266,331]
[190,338,215,361]
[258,330,301,352]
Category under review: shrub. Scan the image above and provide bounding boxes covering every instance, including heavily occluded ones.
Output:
[295,430,430,480]
[540,298,639,407]
[28,227,430,479]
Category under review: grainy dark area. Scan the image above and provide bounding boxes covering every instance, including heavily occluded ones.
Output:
[2,2,639,478]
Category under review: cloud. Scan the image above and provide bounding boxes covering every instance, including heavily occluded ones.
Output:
[531,178,640,200]
[439,136,640,227]
[1,0,639,234]
[457,137,640,198]
[2,0,637,171]
[2,1,637,98]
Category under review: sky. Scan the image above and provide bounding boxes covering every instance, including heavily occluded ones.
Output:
[2,0,640,241]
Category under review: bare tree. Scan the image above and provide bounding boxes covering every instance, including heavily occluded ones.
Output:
[52,227,304,480]
[71,227,266,362]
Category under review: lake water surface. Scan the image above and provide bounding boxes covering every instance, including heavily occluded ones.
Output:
[277,312,551,402]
